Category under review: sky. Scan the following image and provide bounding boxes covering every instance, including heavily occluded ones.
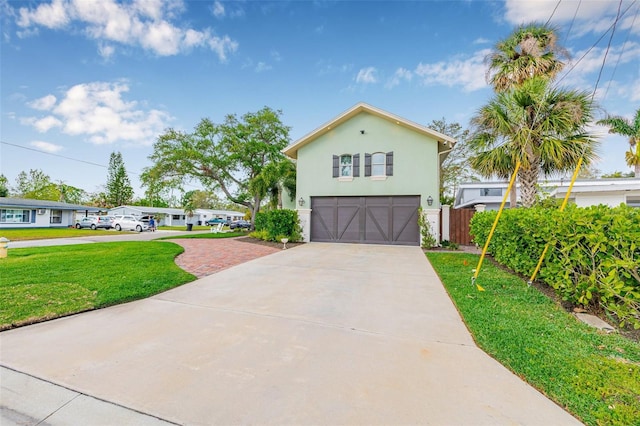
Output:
[1,0,639,198]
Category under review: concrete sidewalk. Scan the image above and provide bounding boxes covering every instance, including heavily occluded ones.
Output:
[1,243,582,425]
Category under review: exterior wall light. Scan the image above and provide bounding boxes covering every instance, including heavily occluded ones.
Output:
[298,197,305,207]
[427,196,434,206]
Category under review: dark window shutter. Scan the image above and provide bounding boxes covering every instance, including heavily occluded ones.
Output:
[364,153,372,177]
[386,151,393,176]
[353,154,360,177]
[31,210,36,223]
[332,155,339,178]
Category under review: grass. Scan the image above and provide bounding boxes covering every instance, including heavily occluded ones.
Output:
[0,241,195,329]
[0,227,120,241]
[157,225,213,231]
[426,252,640,426]
[158,230,247,240]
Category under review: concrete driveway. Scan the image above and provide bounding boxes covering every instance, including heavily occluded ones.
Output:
[0,243,581,425]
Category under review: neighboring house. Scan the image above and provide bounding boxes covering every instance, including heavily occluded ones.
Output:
[108,205,244,226]
[453,178,640,210]
[0,197,100,228]
[283,102,456,245]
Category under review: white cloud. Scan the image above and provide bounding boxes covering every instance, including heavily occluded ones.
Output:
[34,116,63,132]
[385,68,413,89]
[356,67,378,84]
[212,1,225,18]
[17,0,69,29]
[415,49,490,92]
[503,0,612,26]
[473,37,490,45]
[255,62,272,72]
[23,81,171,146]
[30,140,63,153]
[14,0,238,61]
[98,43,116,60]
[559,42,640,89]
[28,94,57,110]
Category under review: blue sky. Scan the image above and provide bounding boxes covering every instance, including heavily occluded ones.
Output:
[1,0,639,197]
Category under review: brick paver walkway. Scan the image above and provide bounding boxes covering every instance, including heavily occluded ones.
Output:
[172,237,282,278]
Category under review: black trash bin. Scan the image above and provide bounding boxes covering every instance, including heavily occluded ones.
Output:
[186,223,193,231]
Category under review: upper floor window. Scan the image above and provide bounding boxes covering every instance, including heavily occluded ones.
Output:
[333,154,360,179]
[371,153,386,176]
[340,154,352,177]
[365,152,393,177]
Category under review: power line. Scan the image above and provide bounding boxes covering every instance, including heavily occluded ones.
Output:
[1,140,109,170]
[591,0,624,101]
[563,0,581,45]
[554,0,637,87]
[0,139,204,190]
[603,2,639,101]
[545,0,563,26]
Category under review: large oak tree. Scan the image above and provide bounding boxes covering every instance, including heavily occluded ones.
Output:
[143,107,292,221]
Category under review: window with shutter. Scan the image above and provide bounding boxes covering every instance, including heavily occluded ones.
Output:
[340,154,353,177]
[364,153,372,176]
[332,155,339,178]
[386,152,394,176]
[353,154,360,177]
[371,153,385,176]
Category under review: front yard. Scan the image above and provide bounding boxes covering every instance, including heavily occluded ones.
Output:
[0,241,195,330]
[427,252,640,426]
[0,227,118,241]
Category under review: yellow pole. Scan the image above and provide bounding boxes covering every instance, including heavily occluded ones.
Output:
[528,157,583,284]
[472,160,521,291]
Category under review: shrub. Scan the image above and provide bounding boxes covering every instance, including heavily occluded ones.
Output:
[417,207,437,248]
[253,209,302,242]
[470,205,640,329]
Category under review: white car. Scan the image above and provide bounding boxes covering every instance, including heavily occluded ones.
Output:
[112,215,148,232]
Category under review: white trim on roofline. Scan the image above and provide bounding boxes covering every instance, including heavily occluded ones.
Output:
[283,102,456,159]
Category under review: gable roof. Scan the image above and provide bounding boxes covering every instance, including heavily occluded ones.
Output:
[0,197,100,211]
[283,102,457,159]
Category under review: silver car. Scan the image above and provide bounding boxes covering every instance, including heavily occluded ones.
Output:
[112,215,148,232]
[75,216,113,230]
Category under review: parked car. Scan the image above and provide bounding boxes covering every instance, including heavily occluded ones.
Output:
[205,217,226,226]
[112,215,148,232]
[229,219,251,230]
[75,216,113,230]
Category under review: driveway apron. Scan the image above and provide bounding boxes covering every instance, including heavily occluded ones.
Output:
[0,243,581,425]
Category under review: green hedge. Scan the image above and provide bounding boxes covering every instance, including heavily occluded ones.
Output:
[253,209,302,242]
[470,205,640,329]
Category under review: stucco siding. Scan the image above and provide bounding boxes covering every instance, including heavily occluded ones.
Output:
[296,112,440,210]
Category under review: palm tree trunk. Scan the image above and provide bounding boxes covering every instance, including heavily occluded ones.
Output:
[509,184,517,208]
[519,167,539,207]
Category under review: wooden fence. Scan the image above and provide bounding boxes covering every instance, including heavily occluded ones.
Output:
[446,208,476,245]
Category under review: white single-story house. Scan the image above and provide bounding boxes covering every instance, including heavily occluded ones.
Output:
[0,197,101,228]
[108,205,244,226]
[453,178,640,210]
[283,102,456,245]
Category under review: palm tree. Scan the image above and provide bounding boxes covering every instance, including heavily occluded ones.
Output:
[486,23,569,92]
[470,77,599,207]
[597,108,640,177]
[249,159,296,210]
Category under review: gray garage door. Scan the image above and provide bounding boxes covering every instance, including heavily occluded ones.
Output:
[310,196,420,245]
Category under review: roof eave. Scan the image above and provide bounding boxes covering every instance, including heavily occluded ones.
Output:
[283,102,456,159]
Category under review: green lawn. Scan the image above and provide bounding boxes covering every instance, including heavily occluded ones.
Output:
[427,252,640,426]
[157,225,213,231]
[0,241,195,330]
[158,230,247,240]
[0,227,120,241]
